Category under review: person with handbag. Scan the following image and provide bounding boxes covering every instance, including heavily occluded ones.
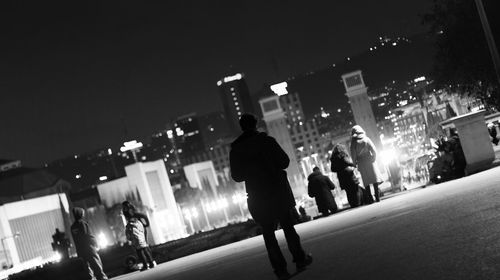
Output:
[330,143,364,208]
[350,125,383,203]
[307,167,338,216]
[230,113,312,280]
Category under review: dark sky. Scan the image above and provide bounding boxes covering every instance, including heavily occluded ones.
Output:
[0,0,432,166]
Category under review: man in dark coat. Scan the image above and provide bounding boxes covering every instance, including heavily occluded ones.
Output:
[230,113,312,280]
[307,167,337,216]
[70,207,108,280]
[330,143,363,208]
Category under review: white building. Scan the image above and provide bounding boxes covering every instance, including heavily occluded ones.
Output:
[97,160,187,245]
[183,161,219,195]
[0,193,69,276]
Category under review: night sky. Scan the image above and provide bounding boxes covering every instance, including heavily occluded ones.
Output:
[0,0,432,166]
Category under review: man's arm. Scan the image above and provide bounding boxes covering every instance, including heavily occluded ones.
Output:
[267,137,289,170]
[325,176,336,190]
[135,212,150,228]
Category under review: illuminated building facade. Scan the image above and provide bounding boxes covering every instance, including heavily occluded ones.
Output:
[343,70,381,149]
[0,194,70,272]
[259,95,305,197]
[97,160,187,244]
[217,73,254,135]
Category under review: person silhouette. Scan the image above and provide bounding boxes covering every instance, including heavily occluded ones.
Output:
[230,113,312,280]
[307,167,337,216]
[350,125,383,203]
[70,208,108,280]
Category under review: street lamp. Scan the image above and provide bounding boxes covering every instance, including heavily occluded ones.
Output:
[1,232,20,268]
[475,0,500,86]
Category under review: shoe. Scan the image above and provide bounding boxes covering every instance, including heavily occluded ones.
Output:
[296,254,313,271]
[275,269,291,280]
[140,264,149,271]
[149,262,156,268]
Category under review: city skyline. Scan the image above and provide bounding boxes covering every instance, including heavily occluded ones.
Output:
[0,0,433,166]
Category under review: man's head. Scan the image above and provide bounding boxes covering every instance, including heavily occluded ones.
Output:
[312,166,320,173]
[72,207,85,221]
[239,113,258,132]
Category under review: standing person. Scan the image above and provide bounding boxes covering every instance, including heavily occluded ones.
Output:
[125,216,156,271]
[330,143,363,208]
[122,201,150,241]
[350,125,383,203]
[230,113,312,280]
[70,207,108,280]
[51,228,70,261]
[448,128,466,178]
[307,167,337,216]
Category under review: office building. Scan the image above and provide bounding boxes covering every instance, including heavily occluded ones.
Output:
[217,73,254,135]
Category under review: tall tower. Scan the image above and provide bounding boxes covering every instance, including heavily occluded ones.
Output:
[342,70,381,149]
[259,95,305,198]
[217,73,254,135]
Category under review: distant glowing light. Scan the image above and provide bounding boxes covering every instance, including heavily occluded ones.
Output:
[270,82,288,96]
[97,232,109,249]
[107,148,112,155]
[75,174,82,179]
[99,176,108,181]
[380,149,397,165]
[414,76,426,83]
[120,140,143,152]
[217,73,243,86]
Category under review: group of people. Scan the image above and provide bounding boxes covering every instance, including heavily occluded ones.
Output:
[229,114,382,280]
[307,125,384,217]
[70,201,156,280]
[70,113,382,280]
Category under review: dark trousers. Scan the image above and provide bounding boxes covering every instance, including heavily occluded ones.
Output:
[137,246,154,267]
[363,183,380,203]
[345,187,361,208]
[259,208,306,273]
[83,251,108,280]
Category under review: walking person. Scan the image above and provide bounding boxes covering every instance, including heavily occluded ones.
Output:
[230,113,312,280]
[70,207,108,280]
[350,125,383,203]
[330,143,364,208]
[125,216,156,271]
[307,167,337,216]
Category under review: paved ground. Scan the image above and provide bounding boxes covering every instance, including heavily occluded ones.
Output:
[114,166,500,280]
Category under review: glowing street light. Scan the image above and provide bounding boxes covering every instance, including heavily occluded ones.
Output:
[120,140,143,162]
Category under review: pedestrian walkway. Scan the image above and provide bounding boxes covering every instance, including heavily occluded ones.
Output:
[115,166,500,280]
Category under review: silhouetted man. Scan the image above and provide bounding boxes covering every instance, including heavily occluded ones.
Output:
[230,113,312,280]
[51,228,70,260]
[71,207,108,280]
[307,167,337,216]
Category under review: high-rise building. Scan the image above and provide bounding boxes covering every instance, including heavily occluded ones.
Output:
[198,111,232,148]
[217,73,254,135]
[175,113,205,159]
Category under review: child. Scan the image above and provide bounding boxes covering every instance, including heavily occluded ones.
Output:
[125,217,156,271]
[330,143,364,208]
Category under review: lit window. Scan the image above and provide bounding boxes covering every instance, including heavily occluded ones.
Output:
[235,102,239,106]
[236,106,240,111]
[232,92,236,96]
